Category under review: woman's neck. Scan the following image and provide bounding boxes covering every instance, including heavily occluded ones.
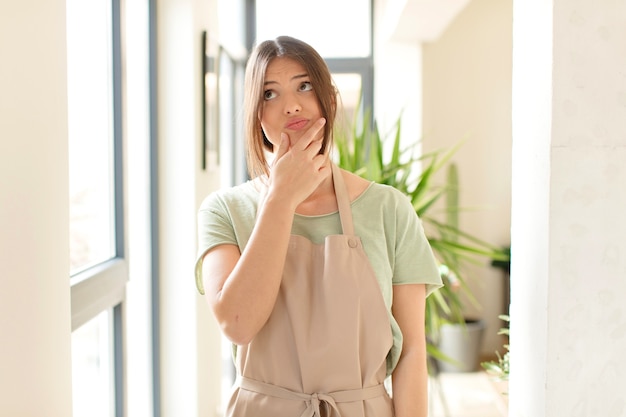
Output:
[295,173,337,216]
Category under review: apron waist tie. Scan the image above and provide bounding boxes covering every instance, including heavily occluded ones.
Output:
[239,376,387,417]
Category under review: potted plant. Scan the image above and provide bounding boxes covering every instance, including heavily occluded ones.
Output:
[431,162,488,373]
[481,314,510,382]
[333,111,509,373]
[481,314,510,401]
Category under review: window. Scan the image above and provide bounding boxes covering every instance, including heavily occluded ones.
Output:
[67,0,116,276]
[255,0,371,58]
[331,72,368,131]
[218,47,247,186]
[71,309,115,417]
[67,0,127,415]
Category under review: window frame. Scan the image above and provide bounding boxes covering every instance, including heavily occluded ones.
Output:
[69,0,127,414]
[325,57,374,122]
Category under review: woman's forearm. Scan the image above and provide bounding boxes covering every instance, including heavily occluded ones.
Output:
[391,283,428,417]
[392,346,429,417]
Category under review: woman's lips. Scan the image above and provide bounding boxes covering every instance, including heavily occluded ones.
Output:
[284,118,309,130]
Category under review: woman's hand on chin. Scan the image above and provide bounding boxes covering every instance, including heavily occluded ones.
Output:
[267,118,330,209]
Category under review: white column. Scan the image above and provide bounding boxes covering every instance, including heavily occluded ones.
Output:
[156,0,223,415]
[510,0,626,416]
[0,1,73,415]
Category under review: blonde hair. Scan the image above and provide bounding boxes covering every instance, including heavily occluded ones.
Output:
[243,36,338,179]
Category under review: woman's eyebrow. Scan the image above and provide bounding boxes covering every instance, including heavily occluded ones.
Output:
[263,73,309,86]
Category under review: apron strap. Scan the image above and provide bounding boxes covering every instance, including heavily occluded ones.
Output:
[331,163,354,236]
[239,376,387,417]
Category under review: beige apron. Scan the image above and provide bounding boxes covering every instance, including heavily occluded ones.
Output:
[226,164,394,417]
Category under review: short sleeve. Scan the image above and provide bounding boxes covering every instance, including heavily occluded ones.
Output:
[194,182,261,294]
[391,192,443,296]
[194,193,238,294]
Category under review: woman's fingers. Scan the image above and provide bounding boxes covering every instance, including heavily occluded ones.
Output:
[291,118,326,152]
[273,133,290,162]
[267,116,330,205]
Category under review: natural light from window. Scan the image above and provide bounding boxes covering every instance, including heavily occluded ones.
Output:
[67,0,117,415]
[71,310,114,417]
[67,0,116,276]
[255,0,370,57]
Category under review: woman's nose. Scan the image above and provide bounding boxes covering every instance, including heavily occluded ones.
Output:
[283,93,301,114]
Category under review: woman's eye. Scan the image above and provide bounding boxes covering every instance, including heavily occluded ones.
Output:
[299,82,313,92]
[264,90,277,100]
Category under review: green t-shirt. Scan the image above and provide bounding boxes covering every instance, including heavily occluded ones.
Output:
[195,178,443,375]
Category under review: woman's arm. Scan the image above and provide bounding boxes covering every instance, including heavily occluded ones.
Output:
[391,283,428,417]
[200,193,297,345]
[201,121,329,345]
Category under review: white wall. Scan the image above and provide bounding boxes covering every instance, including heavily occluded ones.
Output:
[373,0,423,152]
[156,0,223,415]
[0,1,73,415]
[125,0,157,414]
[421,0,513,356]
[510,0,626,416]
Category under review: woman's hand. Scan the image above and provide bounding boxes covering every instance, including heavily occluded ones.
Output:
[266,118,330,209]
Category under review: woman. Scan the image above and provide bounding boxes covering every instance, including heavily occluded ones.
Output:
[195,36,442,417]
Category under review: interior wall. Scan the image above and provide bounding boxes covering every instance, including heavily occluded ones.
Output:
[421,0,513,356]
[125,0,156,414]
[0,1,73,415]
[509,0,552,412]
[510,0,626,415]
[156,0,223,415]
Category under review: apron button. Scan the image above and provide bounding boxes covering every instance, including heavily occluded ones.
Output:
[348,238,358,248]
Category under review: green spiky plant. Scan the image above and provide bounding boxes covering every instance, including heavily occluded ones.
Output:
[333,110,509,367]
[481,314,510,389]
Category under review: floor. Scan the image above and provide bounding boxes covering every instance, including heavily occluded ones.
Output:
[429,371,509,417]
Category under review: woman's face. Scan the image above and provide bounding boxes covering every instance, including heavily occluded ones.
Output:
[260,57,322,150]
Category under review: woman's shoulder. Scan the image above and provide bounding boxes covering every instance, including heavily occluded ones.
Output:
[343,174,410,205]
[340,169,372,202]
[364,182,408,199]
[198,179,261,212]
[338,168,414,216]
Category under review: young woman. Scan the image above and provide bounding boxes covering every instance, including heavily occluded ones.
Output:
[195,36,442,417]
